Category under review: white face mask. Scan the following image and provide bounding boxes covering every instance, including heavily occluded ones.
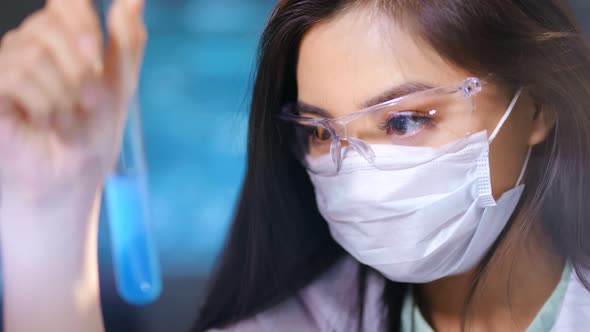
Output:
[307,89,530,283]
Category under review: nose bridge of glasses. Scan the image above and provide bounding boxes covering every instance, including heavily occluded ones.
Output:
[323,119,346,139]
[347,137,376,163]
[324,119,377,167]
[328,136,376,169]
[333,114,382,144]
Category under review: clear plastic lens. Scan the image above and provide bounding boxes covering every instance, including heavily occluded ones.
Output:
[287,78,481,175]
[370,90,474,147]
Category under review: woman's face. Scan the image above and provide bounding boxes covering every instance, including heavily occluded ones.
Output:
[296,7,549,198]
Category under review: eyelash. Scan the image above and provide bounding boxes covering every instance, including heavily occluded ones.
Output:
[378,111,435,136]
[309,126,331,144]
[294,124,331,147]
[294,110,435,146]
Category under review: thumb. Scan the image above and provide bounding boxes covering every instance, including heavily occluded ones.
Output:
[102,0,145,110]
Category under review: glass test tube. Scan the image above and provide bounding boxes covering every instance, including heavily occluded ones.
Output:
[95,0,162,305]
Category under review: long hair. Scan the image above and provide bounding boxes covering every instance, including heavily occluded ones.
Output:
[193,1,590,331]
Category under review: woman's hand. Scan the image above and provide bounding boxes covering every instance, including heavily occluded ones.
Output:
[0,0,146,208]
[0,1,146,331]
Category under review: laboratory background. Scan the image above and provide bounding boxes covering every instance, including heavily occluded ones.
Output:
[0,1,589,331]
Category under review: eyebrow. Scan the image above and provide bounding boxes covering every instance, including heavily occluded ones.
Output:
[296,81,435,118]
[362,81,435,108]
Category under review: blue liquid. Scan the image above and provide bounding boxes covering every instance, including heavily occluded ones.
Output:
[105,174,162,305]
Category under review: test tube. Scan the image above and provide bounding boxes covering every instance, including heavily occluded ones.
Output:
[94,0,162,305]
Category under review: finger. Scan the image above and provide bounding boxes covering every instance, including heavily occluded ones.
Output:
[130,2,148,70]
[0,30,18,51]
[0,15,88,131]
[0,69,53,127]
[15,12,102,91]
[122,3,147,93]
[46,0,103,58]
[0,12,45,53]
[124,0,147,69]
[0,70,88,141]
[103,0,145,104]
[28,52,75,115]
[103,0,132,104]
[0,44,74,115]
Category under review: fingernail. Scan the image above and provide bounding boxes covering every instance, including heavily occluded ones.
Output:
[81,83,99,110]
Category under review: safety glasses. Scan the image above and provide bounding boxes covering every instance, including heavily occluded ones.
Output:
[279,77,485,175]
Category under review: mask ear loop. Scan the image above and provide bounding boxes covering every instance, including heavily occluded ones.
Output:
[488,88,524,143]
[485,87,531,187]
[515,146,532,186]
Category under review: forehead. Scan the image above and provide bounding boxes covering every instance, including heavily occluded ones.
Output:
[296,7,470,116]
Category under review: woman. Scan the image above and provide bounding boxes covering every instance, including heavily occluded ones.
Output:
[0,1,589,332]
[194,0,590,331]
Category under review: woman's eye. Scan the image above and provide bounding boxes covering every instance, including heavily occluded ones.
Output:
[311,126,332,143]
[381,112,434,137]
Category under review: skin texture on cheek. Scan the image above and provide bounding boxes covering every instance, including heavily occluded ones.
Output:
[296,6,537,199]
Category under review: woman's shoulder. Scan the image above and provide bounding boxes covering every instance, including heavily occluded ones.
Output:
[208,255,386,332]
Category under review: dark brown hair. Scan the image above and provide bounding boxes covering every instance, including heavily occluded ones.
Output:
[193,1,590,331]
